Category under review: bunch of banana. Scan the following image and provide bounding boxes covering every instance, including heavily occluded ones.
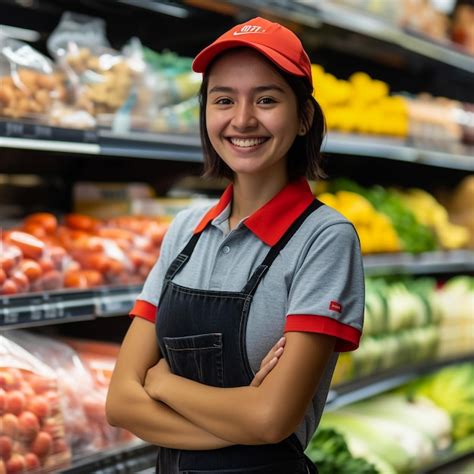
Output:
[311,65,408,137]
[318,191,401,253]
[395,188,469,249]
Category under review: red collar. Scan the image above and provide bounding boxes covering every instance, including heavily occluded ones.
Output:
[193,178,316,246]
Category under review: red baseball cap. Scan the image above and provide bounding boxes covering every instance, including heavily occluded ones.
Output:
[192,17,312,84]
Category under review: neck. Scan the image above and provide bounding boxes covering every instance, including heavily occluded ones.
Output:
[231,172,289,223]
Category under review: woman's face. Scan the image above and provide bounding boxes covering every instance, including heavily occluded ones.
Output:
[206,49,300,181]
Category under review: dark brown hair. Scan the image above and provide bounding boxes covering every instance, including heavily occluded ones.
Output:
[198,50,327,181]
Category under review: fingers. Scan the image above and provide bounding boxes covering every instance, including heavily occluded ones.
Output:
[260,336,286,369]
[250,356,278,387]
[250,336,286,388]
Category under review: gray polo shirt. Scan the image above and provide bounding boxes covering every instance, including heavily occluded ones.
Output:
[131,178,365,448]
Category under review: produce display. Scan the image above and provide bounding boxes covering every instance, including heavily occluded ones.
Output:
[305,428,378,474]
[1,9,473,147]
[332,276,440,384]
[315,363,474,473]
[318,392,453,473]
[0,212,169,295]
[0,37,67,121]
[317,178,470,254]
[0,336,71,472]
[434,276,474,358]
[441,175,474,249]
[1,332,134,470]
[402,363,474,445]
[311,66,408,137]
[331,0,474,53]
[316,189,401,254]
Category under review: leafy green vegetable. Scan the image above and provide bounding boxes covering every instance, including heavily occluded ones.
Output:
[305,428,379,474]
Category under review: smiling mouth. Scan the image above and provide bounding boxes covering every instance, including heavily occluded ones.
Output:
[228,137,269,148]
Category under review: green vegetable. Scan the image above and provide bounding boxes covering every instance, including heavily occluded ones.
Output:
[305,428,379,474]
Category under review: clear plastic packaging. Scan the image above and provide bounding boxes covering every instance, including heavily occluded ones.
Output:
[0,335,71,472]
[47,12,135,124]
[0,35,67,122]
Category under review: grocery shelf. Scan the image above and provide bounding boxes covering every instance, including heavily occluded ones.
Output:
[99,129,203,162]
[226,0,474,73]
[324,133,474,172]
[1,119,473,171]
[363,250,474,276]
[1,250,472,329]
[58,441,156,473]
[0,285,141,329]
[418,450,474,474]
[326,353,474,411]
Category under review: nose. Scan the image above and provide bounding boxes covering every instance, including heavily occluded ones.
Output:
[231,101,258,131]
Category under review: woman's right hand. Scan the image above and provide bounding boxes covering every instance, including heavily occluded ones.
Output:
[250,336,286,387]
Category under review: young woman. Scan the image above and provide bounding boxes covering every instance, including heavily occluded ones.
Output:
[106,17,364,473]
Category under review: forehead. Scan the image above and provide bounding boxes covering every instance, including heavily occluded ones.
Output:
[207,48,288,87]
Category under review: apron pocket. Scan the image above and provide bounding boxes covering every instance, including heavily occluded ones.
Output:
[164,333,224,387]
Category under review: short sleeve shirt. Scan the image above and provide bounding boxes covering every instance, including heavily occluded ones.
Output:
[130,177,365,448]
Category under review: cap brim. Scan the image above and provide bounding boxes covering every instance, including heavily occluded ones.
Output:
[192,39,306,78]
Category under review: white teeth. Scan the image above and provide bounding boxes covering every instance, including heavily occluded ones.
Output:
[229,137,267,148]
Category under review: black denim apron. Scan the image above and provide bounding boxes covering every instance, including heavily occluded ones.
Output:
[155,199,323,473]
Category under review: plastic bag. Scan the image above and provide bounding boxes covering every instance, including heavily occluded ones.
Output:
[63,338,136,446]
[0,334,71,472]
[47,12,134,121]
[0,34,67,122]
[5,331,123,456]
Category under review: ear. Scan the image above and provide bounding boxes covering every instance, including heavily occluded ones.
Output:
[299,99,315,136]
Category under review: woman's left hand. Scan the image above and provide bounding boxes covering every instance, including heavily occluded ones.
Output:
[144,358,171,400]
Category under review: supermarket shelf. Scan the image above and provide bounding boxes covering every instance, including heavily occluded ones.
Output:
[228,0,474,73]
[326,353,474,411]
[99,129,202,162]
[1,119,473,171]
[1,250,472,328]
[324,133,474,172]
[363,250,474,276]
[418,450,474,474]
[0,285,141,329]
[58,441,156,473]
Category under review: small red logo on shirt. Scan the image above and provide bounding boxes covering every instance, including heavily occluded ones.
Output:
[329,301,342,313]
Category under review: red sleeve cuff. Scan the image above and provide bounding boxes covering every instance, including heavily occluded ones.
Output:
[284,314,361,352]
[129,300,157,323]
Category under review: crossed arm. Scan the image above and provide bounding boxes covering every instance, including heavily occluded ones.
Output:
[106,316,335,448]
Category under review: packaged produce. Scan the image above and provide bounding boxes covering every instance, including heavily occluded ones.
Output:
[1,211,169,295]
[5,332,135,456]
[0,35,67,122]
[406,95,464,149]
[0,335,71,471]
[62,338,135,445]
[47,12,136,127]
[5,331,97,457]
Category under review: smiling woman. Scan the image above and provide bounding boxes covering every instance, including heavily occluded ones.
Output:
[106,16,365,474]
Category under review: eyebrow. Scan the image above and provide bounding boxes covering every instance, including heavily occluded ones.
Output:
[208,84,286,94]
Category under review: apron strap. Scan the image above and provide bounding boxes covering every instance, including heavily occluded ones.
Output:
[242,199,324,296]
[163,232,202,282]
